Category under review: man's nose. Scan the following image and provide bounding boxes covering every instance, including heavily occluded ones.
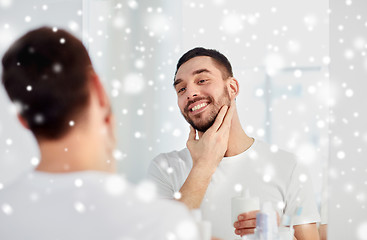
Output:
[185,85,198,100]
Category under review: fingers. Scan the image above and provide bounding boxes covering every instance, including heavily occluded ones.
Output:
[233,210,259,236]
[206,105,228,134]
[237,210,259,221]
[187,125,196,141]
[217,102,235,134]
[234,228,255,236]
[234,219,257,229]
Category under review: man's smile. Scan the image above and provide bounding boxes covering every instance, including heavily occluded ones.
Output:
[186,100,210,115]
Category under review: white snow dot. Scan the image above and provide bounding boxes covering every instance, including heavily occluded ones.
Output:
[122,109,128,115]
[42,4,48,10]
[59,38,65,44]
[135,180,157,202]
[29,192,39,202]
[30,157,40,166]
[135,59,145,69]
[134,132,141,138]
[234,183,243,192]
[113,149,124,160]
[2,204,13,215]
[0,0,12,8]
[5,138,12,145]
[25,16,31,22]
[356,193,365,202]
[52,27,58,32]
[111,89,119,97]
[322,56,330,65]
[128,0,138,9]
[256,128,265,137]
[308,86,316,94]
[172,129,182,137]
[53,63,62,73]
[176,220,198,240]
[270,145,279,153]
[34,114,44,124]
[263,174,272,182]
[74,178,83,187]
[246,125,254,133]
[277,201,286,210]
[123,73,145,94]
[26,85,32,91]
[345,0,352,5]
[345,184,354,192]
[255,88,264,97]
[74,202,86,213]
[221,14,243,34]
[337,151,346,159]
[317,120,325,128]
[137,109,144,116]
[353,37,365,50]
[167,167,173,174]
[105,175,126,195]
[113,16,125,28]
[173,191,182,200]
[0,183,3,190]
[69,121,75,126]
[299,174,308,182]
[294,69,302,78]
[344,49,354,59]
[345,89,354,97]
[68,21,79,32]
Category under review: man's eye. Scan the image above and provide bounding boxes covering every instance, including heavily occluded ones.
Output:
[198,79,206,83]
[178,87,186,93]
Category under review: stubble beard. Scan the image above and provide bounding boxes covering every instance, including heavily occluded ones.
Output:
[182,87,231,132]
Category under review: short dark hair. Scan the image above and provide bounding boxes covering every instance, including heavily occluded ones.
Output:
[175,47,233,79]
[2,27,92,140]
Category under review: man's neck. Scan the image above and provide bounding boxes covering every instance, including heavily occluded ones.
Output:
[224,111,254,157]
[36,130,115,173]
[198,110,254,157]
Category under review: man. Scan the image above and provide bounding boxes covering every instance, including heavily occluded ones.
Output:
[0,27,199,240]
[148,47,321,240]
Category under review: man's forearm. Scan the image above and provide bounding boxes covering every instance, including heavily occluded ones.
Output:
[294,223,320,240]
[178,165,214,209]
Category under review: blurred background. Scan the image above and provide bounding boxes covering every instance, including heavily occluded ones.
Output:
[0,0,365,238]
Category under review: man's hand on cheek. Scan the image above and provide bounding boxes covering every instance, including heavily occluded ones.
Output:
[186,103,235,170]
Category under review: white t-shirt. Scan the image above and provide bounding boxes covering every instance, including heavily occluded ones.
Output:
[0,170,199,240]
[148,139,321,240]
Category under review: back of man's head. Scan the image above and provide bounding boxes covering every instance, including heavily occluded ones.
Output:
[2,27,92,140]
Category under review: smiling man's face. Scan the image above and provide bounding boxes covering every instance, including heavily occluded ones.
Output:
[174,56,231,132]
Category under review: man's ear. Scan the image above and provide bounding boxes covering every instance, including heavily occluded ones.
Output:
[90,71,108,108]
[17,114,29,129]
[89,70,114,125]
[227,77,239,99]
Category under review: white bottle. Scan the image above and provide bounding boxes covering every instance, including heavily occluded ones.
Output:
[231,189,260,225]
[191,209,211,240]
[255,202,279,240]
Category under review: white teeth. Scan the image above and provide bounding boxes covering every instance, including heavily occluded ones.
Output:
[191,103,208,112]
